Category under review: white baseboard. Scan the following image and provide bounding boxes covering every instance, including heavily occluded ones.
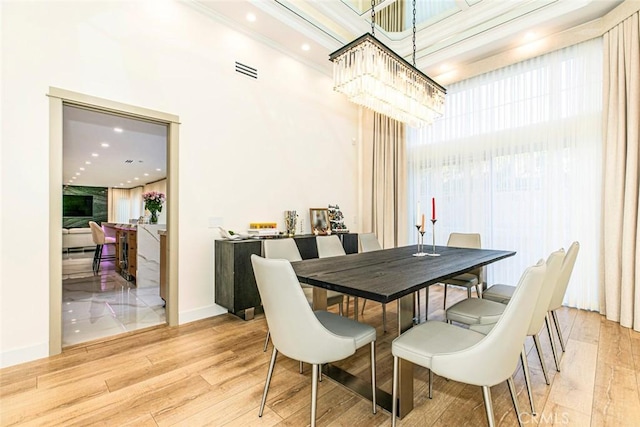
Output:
[179,303,227,324]
[1,341,49,369]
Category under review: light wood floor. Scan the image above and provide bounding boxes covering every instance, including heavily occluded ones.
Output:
[2,285,640,426]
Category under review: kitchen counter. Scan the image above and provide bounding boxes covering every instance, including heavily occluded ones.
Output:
[137,224,165,288]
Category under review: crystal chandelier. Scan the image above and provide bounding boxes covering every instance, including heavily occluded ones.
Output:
[329,0,446,128]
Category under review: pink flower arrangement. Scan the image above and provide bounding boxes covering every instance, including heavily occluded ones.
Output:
[142,191,165,213]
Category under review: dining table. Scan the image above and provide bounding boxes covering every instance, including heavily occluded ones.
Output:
[291,244,516,418]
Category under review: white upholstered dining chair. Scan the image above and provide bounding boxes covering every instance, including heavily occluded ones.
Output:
[251,255,377,427]
[262,239,345,352]
[483,241,580,355]
[391,259,547,427]
[357,233,387,332]
[316,235,347,258]
[316,235,358,317]
[359,232,383,253]
[441,232,483,309]
[445,249,565,415]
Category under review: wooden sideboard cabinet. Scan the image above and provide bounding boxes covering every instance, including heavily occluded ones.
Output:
[215,233,358,320]
[215,239,262,320]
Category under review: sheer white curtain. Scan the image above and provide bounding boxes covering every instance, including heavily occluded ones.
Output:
[408,38,602,310]
[108,188,131,223]
[108,187,143,223]
[129,187,143,221]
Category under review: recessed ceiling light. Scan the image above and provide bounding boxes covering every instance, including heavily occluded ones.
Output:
[120,183,124,186]
[114,127,123,133]
[101,143,110,148]
[127,180,132,183]
[85,161,91,165]
[156,168,162,171]
[301,43,310,51]
[79,167,85,171]
[75,172,81,176]
[134,177,139,180]
[91,153,99,157]
[144,173,149,176]
[246,12,256,22]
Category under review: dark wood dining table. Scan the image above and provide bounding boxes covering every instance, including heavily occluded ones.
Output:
[291,244,516,417]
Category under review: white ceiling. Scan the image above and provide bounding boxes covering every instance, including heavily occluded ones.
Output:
[63,106,167,189]
[62,0,623,189]
[192,0,623,82]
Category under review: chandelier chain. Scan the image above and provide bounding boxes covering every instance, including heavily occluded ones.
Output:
[371,0,375,36]
[412,0,417,66]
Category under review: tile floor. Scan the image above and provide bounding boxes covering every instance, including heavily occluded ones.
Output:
[62,250,166,347]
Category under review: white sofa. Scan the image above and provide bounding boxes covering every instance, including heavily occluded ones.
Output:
[62,228,96,251]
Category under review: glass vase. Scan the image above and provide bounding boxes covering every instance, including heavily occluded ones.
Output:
[150,211,158,224]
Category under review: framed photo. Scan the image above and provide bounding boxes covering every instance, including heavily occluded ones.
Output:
[309,208,330,235]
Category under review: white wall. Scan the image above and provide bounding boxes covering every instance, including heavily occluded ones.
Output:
[0,1,359,366]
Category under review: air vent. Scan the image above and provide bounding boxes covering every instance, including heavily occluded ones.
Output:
[124,160,134,164]
[235,61,257,79]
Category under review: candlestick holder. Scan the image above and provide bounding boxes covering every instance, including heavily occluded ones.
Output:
[426,219,440,257]
[413,225,427,257]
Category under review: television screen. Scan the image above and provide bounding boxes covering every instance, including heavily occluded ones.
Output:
[63,195,93,217]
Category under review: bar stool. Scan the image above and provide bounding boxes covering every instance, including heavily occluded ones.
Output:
[88,221,116,274]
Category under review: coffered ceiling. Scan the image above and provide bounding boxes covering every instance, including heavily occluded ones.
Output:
[191,0,623,82]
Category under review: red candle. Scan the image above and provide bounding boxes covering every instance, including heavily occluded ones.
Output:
[431,198,436,220]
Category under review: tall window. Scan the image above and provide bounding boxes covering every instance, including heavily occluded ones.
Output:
[408,38,602,310]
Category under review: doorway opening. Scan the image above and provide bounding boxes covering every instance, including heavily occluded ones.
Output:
[62,105,168,346]
[49,88,179,355]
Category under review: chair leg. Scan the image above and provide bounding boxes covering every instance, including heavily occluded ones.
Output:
[425,286,429,321]
[361,299,367,315]
[300,361,303,374]
[506,377,524,427]
[532,334,550,385]
[551,310,566,352]
[311,364,319,427]
[92,245,100,273]
[467,286,472,299]
[520,347,536,415]
[481,385,496,427]
[345,296,350,318]
[370,341,377,414]
[391,356,399,427]
[443,284,448,309]
[354,297,359,321]
[259,348,278,417]
[382,303,387,333]
[415,290,421,323]
[96,244,104,274]
[339,302,344,316]
[428,369,433,399]
[545,313,561,372]
[263,330,270,352]
[476,284,482,298]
